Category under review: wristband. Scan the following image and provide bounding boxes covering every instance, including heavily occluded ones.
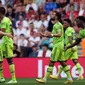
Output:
[51,34,54,37]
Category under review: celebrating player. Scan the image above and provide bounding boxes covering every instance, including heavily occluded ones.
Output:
[65,16,85,50]
[50,19,83,80]
[36,11,73,84]
[0,7,17,84]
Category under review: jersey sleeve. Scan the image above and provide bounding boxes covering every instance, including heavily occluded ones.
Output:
[67,29,74,37]
[79,30,83,38]
[0,21,7,29]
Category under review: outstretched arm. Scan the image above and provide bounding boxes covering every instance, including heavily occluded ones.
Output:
[38,31,62,38]
[65,38,82,50]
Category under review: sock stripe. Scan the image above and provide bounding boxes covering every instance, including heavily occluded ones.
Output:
[64,70,70,73]
[77,68,81,70]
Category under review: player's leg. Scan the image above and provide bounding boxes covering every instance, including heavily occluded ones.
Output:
[6,58,17,83]
[50,65,63,80]
[36,46,57,83]
[0,61,5,83]
[60,61,73,84]
[72,49,83,80]
[50,49,71,80]
[36,61,55,83]
[72,59,83,80]
[4,44,17,84]
[0,46,5,83]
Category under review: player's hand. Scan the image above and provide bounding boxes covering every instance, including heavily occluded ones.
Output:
[37,32,46,37]
[6,34,13,38]
[45,31,51,37]
[72,48,75,52]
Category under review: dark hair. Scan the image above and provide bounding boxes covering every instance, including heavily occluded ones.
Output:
[20,34,25,36]
[76,16,85,22]
[55,11,61,20]
[0,0,2,3]
[0,7,6,15]
[43,44,48,48]
[64,18,72,26]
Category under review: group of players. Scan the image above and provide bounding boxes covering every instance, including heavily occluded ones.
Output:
[36,11,85,84]
[0,6,85,84]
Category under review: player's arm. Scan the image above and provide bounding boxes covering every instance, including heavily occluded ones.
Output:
[0,31,13,38]
[38,28,62,37]
[65,38,82,50]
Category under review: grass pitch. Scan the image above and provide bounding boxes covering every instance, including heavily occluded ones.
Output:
[0,78,85,85]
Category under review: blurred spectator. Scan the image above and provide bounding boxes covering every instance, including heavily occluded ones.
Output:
[1,0,5,6]
[28,15,38,29]
[38,4,46,19]
[29,32,40,47]
[47,10,56,32]
[79,0,85,16]
[38,24,46,34]
[26,0,38,12]
[37,13,48,29]
[0,0,2,7]
[27,22,37,37]
[6,0,14,6]
[17,34,28,47]
[39,37,50,47]
[36,0,45,7]
[44,0,57,14]
[26,6,38,21]
[38,44,51,57]
[6,5,15,18]
[65,0,79,24]
[16,14,28,30]
[29,44,38,57]
[16,22,27,37]
[13,44,20,57]
[15,5,26,21]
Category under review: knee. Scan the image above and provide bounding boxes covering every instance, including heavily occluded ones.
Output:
[60,61,67,67]
[72,59,78,64]
[7,58,13,65]
[49,61,55,67]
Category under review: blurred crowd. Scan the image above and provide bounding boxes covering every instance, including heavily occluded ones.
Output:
[0,0,85,58]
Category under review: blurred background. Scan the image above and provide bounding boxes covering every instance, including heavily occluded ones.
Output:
[1,0,85,58]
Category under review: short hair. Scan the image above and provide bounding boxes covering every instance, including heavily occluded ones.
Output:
[64,18,72,26]
[20,34,25,36]
[0,0,2,3]
[55,11,61,20]
[76,16,85,22]
[0,7,6,15]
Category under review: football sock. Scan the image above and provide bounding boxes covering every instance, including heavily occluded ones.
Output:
[57,65,63,77]
[0,65,4,79]
[9,63,16,81]
[76,63,82,76]
[63,65,72,80]
[44,66,53,80]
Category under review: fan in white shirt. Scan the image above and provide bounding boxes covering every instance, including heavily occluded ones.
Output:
[26,0,38,12]
[17,34,28,47]
[37,13,48,29]
[29,32,40,47]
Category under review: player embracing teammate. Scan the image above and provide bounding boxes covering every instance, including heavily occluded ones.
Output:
[36,11,84,84]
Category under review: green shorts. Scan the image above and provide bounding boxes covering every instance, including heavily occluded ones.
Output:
[2,43,14,59]
[50,42,65,62]
[0,44,3,62]
[65,46,78,60]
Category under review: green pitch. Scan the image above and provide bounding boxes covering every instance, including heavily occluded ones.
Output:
[0,78,85,85]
